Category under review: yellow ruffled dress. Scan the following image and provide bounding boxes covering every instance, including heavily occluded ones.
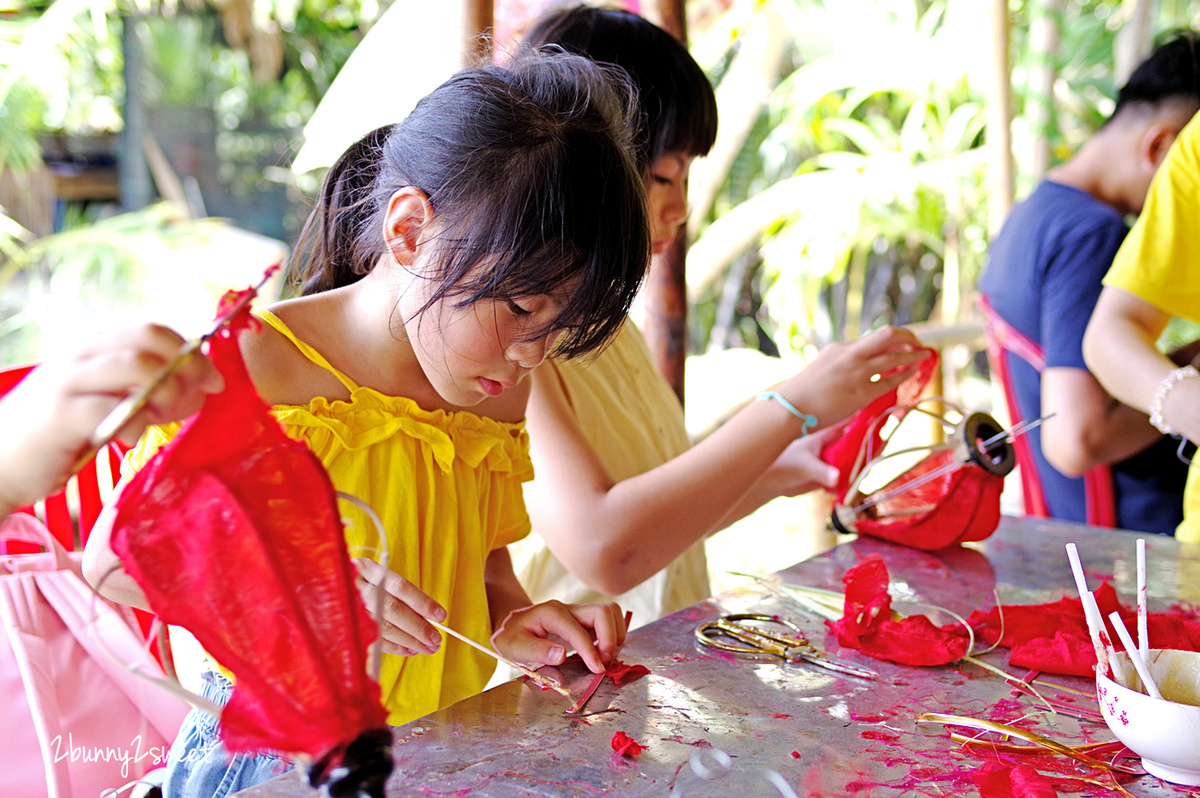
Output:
[124,310,534,726]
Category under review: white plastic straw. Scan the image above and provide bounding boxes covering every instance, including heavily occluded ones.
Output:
[1065,543,1117,679]
[1137,538,1149,662]
[1108,610,1164,700]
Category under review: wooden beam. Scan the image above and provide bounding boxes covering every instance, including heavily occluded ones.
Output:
[643,0,690,404]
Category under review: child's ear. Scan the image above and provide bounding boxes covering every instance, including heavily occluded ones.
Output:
[1141,124,1179,169]
[383,187,434,266]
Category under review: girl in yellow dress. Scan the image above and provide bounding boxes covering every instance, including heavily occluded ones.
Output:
[84,50,648,797]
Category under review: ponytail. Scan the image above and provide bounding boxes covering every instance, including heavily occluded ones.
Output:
[289,126,393,296]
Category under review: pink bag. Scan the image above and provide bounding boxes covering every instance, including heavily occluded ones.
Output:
[0,513,189,798]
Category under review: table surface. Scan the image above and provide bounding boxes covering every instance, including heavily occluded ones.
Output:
[241,516,1200,797]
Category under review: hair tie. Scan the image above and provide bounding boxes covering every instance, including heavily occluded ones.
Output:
[756,391,817,436]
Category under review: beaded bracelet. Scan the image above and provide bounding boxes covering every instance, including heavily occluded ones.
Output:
[756,391,818,436]
[1149,365,1200,436]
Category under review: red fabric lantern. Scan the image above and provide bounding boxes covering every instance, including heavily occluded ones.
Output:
[109,284,391,796]
[822,350,1016,551]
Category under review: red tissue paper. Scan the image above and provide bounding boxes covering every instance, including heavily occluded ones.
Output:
[605,660,651,685]
[828,554,1200,676]
[109,287,390,781]
[974,762,1058,798]
[611,731,646,757]
[954,581,1200,678]
[826,555,969,666]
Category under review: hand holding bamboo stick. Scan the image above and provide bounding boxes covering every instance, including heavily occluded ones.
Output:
[427,618,573,699]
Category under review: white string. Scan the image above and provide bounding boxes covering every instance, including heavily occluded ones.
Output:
[337,491,389,683]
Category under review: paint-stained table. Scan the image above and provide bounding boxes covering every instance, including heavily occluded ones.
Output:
[240,516,1200,796]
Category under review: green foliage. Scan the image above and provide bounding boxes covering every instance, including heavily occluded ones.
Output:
[688,0,1200,366]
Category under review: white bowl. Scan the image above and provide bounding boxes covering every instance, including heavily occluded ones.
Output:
[1096,649,1200,786]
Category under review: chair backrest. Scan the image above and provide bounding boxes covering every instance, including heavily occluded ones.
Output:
[976,294,1117,527]
[0,364,174,665]
[0,365,129,553]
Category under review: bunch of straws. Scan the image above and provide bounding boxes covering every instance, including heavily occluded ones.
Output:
[1066,538,1164,699]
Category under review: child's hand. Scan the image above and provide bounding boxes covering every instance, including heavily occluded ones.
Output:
[490,600,626,674]
[353,557,449,656]
[773,326,928,431]
[763,425,841,497]
[0,324,224,514]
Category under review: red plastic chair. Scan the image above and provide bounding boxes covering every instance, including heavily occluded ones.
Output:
[976,294,1117,527]
[0,365,130,552]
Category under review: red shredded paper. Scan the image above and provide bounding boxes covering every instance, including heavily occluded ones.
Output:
[827,555,1200,675]
[827,555,970,666]
[110,289,388,759]
[610,731,646,757]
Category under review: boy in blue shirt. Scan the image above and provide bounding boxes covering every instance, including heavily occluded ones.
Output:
[979,31,1200,534]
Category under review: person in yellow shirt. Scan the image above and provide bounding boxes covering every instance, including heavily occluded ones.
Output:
[1084,110,1200,543]
[510,5,928,624]
[83,51,646,798]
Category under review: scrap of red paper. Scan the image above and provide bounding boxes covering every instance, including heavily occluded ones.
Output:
[605,659,651,685]
[826,555,969,666]
[610,731,645,757]
[953,581,1200,677]
[974,762,1058,798]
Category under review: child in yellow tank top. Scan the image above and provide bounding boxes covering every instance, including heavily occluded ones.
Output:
[84,50,650,798]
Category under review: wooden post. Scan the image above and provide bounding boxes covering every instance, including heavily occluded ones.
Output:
[643,0,690,404]
[987,0,1015,234]
[463,0,494,66]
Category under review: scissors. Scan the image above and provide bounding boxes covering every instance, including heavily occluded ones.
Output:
[695,613,877,680]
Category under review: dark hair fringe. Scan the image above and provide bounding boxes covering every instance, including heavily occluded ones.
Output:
[288,50,650,360]
[521,3,718,171]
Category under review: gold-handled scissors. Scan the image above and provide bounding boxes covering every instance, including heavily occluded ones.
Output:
[695,613,877,680]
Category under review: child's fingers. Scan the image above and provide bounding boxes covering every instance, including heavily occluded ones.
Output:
[352,557,447,655]
[565,601,626,666]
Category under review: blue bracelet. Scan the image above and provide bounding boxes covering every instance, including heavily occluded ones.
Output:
[756,391,818,436]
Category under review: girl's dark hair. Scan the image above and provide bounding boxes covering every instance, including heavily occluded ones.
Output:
[521,4,718,171]
[289,51,649,359]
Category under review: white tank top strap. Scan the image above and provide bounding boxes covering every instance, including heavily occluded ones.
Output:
[253,309,360,393]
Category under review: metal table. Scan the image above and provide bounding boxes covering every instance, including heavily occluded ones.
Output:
[240,516,1200,796]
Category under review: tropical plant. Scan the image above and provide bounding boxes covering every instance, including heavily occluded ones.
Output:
[685,0,1200,374]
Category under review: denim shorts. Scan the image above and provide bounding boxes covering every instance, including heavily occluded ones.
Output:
[163,672,294,798]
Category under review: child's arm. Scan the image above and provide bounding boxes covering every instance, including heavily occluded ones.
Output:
[82,480,152,610]
[525,326,927,597]
[485,547,625,674]
[0,324,223,516]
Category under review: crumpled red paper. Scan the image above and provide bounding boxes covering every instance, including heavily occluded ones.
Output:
[610,731,645,757]
[605,660,650,685]
[109,287,389,766]
[827,554,1200,676]
[952,581,1200,677]
[826,555,969,666]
